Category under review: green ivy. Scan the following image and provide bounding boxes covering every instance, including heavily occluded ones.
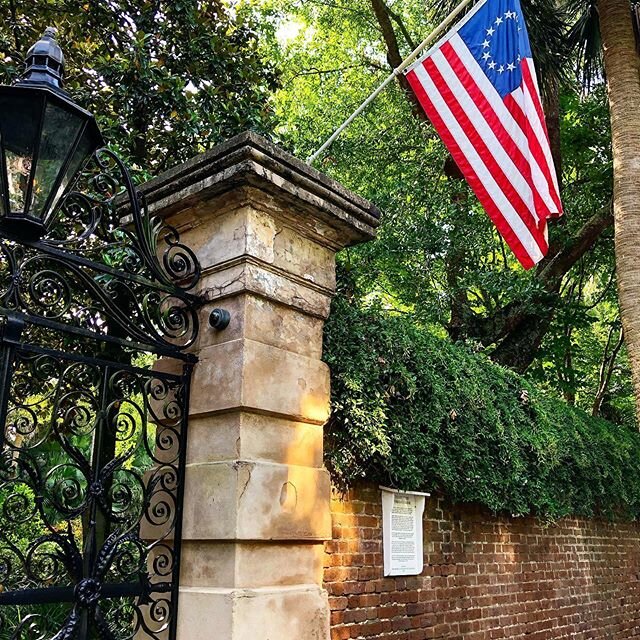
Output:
[324,291,640,520]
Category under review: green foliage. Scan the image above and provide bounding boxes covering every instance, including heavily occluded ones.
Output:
[0,0,280,176]
[0,0,633,522]
[325,288,640,520]
[0,485,46,550]
[260,0,629,422]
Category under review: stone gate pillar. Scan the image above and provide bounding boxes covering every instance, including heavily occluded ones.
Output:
[142,133,379,639]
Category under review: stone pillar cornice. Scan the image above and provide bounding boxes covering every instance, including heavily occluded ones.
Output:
[140,131,380,249]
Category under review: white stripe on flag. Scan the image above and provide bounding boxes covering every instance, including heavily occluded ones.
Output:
[522,59,561,200]
[412,63,545,264]
[448,35,557,216]
[509,87,560,213]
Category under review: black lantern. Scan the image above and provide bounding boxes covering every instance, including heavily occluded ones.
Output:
[0,27,103,239]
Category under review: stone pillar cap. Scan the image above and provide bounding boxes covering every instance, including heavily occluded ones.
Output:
[141,131,380,247]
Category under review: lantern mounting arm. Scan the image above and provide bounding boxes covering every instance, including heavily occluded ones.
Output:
[0,228,203,302]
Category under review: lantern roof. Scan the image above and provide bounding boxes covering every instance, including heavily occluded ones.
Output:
[17,27,66,95]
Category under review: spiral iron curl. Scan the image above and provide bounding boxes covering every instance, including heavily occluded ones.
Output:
[0,148,202,356]
[0,148,196,640]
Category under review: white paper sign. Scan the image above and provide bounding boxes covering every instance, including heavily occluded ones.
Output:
[380,486,429,576]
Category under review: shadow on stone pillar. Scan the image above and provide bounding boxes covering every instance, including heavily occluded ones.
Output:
[140,132,379,640]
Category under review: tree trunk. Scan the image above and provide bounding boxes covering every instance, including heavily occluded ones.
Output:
[491,313,554,372]
[599,0,640,421]
[369,0,424,115]
[543,78,562,191]
[592,324,624,416]
[446,188,470,341]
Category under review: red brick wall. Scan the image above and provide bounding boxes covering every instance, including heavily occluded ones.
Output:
[325,485,640,640]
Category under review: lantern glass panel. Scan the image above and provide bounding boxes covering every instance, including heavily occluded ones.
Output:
[0,92,42,214]
[44,124,96,221]
[31,101,84,217]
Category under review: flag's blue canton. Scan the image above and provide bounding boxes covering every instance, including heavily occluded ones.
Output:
[458,0,532,98]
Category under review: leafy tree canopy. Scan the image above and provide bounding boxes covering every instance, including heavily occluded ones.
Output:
[325,286,640,519]
[0,0,636,501]
[1,0,626,422]
[0,0,280,176]
[257,0,631,425]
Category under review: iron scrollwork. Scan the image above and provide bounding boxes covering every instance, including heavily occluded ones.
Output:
[0,148,202,358]
[0,151,201,640]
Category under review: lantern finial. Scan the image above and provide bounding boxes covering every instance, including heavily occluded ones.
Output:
[17,27,66,93]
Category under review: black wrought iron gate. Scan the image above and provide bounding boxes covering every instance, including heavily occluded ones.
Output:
[0,150,201,640]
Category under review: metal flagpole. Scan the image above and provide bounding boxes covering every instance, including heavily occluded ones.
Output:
[306,0,478,165]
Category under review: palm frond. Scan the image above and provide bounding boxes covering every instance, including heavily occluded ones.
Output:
[521,0,570,92]
[566,0,602,89]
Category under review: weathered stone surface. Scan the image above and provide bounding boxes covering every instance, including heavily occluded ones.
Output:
[141,132,378,640]
[180,542,324,588]
[177,586,330,640]
[175,201,336,289]
[188,339,330,424]
[199,259,333,319]
[198,294,324,359]
[176,588,232,639]
[187,413,323,468]
[181,461,332,541]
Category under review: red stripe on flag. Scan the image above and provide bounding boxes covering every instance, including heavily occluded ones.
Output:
[520,62,562,214]
[439,42,554,223]
[406,67,537,269]
[503,92,562,216]
[421,55,548,257]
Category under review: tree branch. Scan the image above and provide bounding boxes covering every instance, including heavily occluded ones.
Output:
[306,0,377,25]
[8,0,21,54]
[462,203,614,351]
[369,0,424,115]
[370,0,402,67]
[294,64,375,78]
[536,201,613,291]
[385,5,417,50]
[593,324,624,416]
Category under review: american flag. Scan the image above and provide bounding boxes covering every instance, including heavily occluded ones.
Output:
[405,0,562,269]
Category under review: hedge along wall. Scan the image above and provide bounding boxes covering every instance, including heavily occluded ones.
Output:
[323,292,640,520]
[325,485,640,640]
